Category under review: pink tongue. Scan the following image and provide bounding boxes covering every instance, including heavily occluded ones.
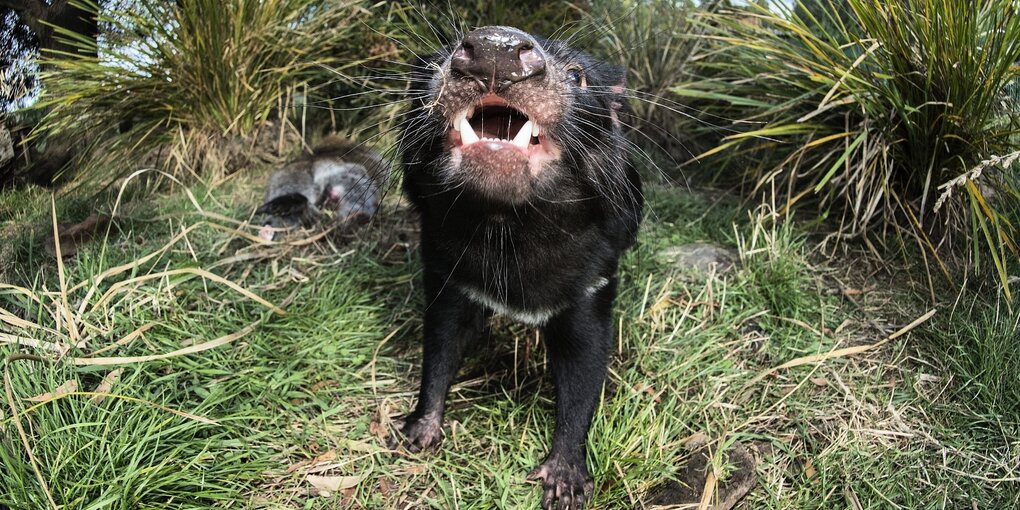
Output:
[258,226,275,241]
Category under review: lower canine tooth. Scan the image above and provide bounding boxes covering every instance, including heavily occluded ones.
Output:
[512,120,534,149]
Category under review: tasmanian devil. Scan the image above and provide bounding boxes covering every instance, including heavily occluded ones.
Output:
[256,136,388,240]
[396,26,642,509]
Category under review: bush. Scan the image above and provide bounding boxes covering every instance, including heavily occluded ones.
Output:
[678,0,1020,295]
[30,0,394,186]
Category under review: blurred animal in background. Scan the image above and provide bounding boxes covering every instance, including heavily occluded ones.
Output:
[256,136,389,241]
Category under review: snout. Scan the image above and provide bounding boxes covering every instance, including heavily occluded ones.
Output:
[450,26,546,91]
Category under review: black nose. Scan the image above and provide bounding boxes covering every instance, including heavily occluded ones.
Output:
[450,26,546,90]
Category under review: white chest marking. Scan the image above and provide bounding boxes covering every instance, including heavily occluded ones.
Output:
[461,286,562,326]
[459,277,610,327]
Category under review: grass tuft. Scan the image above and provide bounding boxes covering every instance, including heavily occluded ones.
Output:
[29,0,394,187]
[680,0,1020,296]
[927,292,1020,423]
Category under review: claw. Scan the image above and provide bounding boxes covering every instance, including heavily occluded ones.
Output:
[542,488,554,509]
[390,413,444,454]
[528,456,593,510]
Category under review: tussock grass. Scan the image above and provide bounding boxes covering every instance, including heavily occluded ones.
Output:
[589,0,718,163]
[679,0,1020,296]
[30,0,394,187]
[927,291,1020,424]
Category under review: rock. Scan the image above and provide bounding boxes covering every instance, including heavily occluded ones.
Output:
[645,434,757,510]
[659,243,738,274]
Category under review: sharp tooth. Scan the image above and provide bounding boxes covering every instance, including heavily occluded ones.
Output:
[512,120,533,149]
[460,116,479,144]
[452,111,467,132]
[532,122,541,137]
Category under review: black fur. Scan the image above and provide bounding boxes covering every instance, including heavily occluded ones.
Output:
[396,26,642,509]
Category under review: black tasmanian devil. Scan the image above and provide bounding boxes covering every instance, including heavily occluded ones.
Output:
[396,26,643,509]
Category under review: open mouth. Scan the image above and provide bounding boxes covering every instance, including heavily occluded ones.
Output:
[450,96,543,151]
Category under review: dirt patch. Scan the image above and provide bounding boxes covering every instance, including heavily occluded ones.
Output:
[646,434,756,510]
[43,213,112,258]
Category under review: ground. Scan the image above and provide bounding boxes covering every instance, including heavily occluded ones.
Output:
[0,166,1017,509]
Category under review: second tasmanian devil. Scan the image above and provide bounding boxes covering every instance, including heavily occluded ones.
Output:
[396,26,643,509]
[256,136,388,240]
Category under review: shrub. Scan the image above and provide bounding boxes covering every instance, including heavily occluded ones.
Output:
[678,0,1020,295]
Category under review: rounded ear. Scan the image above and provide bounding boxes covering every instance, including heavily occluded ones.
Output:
[606,65,628,127]
[608,65,627,97]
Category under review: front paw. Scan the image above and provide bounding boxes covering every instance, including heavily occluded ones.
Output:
[527,455,594,510]
[389,412,443,453]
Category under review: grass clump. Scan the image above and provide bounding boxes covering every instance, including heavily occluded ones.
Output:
[680,0,1020,295]
[736,204,814,323]
[907,291,1020,507]
[0,361,269,510]
[30,0,393,186]
[434,1,586,41]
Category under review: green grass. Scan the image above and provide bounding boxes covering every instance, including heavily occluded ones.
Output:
[925,290,1020,442]
[3,171,1015,509]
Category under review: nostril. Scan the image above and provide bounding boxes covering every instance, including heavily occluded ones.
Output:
[519,47,545,76]
[453,43,473,61]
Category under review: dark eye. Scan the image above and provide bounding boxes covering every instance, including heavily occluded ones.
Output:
[566,68,583,85]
